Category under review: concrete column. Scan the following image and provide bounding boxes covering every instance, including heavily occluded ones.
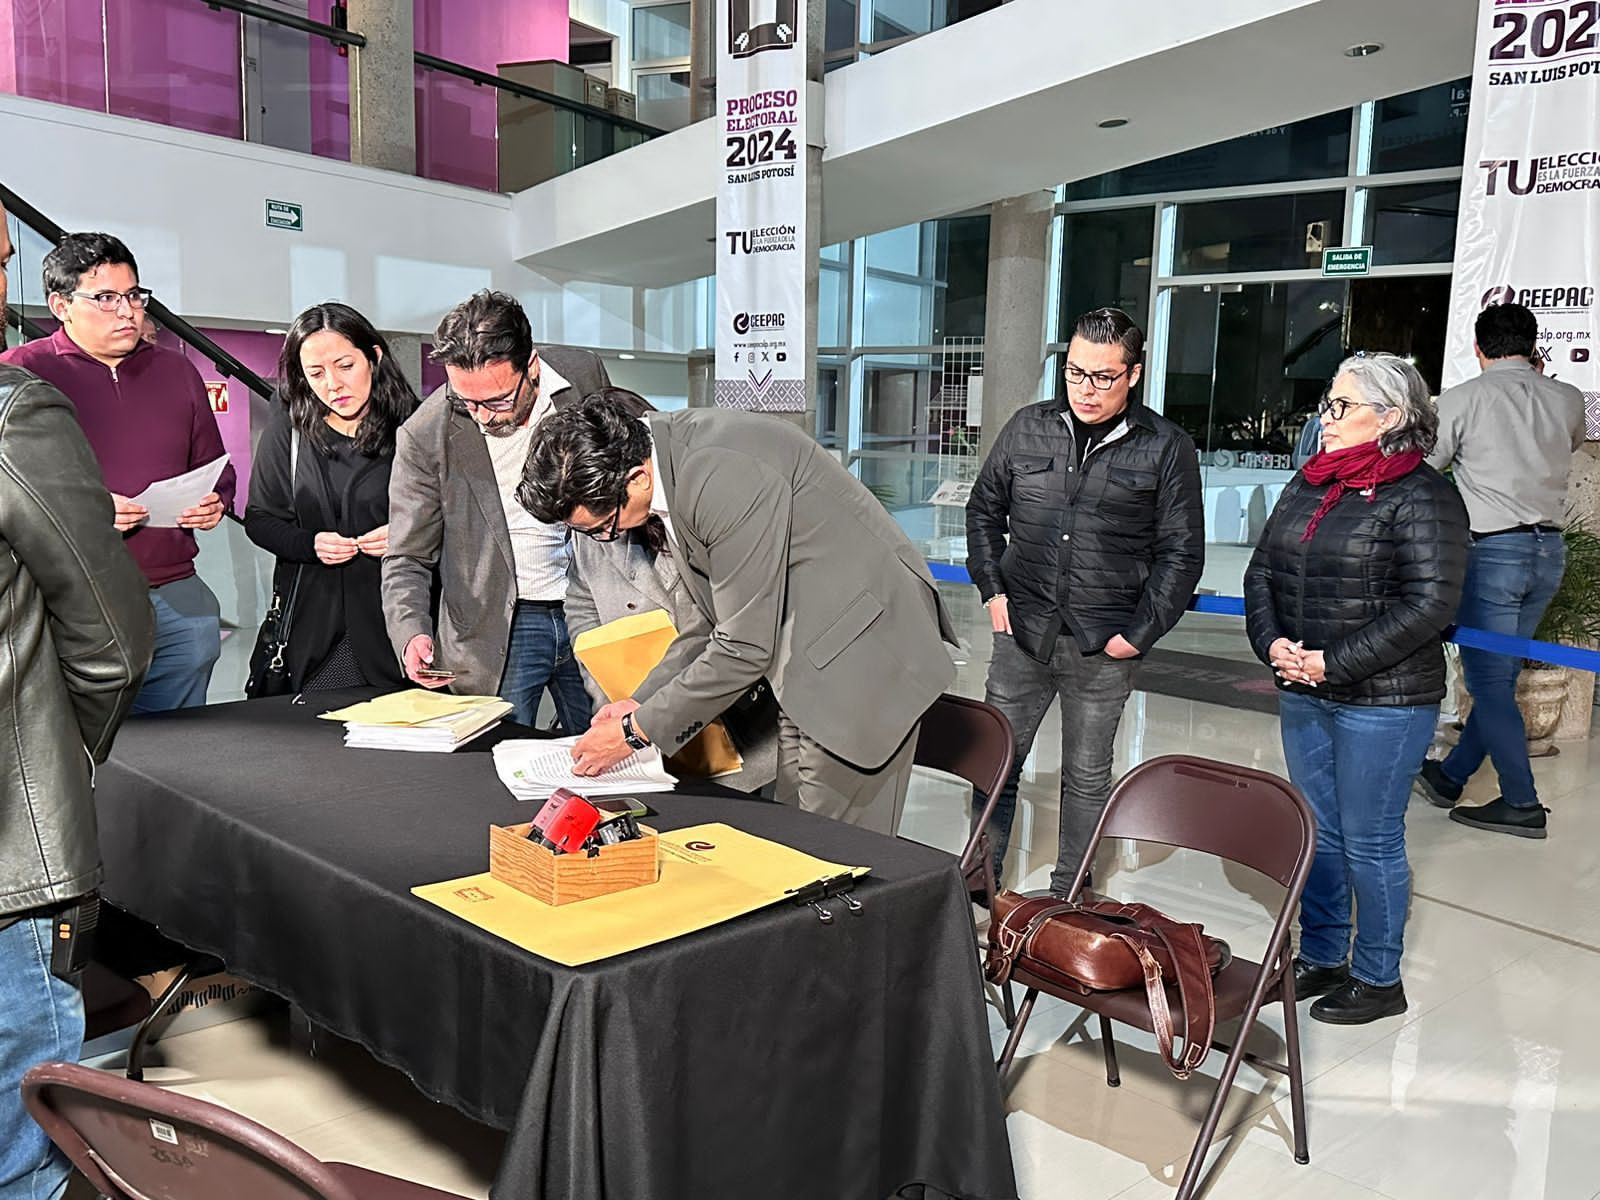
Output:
[384,331,425,397]
[977,190,1054,460]
[689,0,716,123]
[346,0,416,174]
[688,351,714,408]
[788,0,824,435]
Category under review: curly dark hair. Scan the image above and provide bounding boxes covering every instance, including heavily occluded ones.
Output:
[43,232,138,296]
[276,302,419,457]
[519,393,654,524]
[431,290,533,372]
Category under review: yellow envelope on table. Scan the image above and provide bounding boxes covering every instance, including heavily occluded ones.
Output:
[572,610,743,778]
[317,690,506,725]
[412,823,869,966]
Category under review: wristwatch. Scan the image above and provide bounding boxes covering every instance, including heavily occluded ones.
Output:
[621,712,651,751]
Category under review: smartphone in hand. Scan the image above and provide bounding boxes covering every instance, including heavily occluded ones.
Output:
[414,667,457,682]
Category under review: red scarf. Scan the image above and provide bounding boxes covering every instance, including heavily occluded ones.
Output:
[1298,441,1423,542]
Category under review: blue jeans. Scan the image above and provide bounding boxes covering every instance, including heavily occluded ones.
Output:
[1279,693,1438,988]
[0,917,83,1200]
[132,575,221,715]
[499,603,593,734]
[1441,532,1566,808]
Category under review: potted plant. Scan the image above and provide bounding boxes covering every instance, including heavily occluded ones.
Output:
[1517,520,1600,750]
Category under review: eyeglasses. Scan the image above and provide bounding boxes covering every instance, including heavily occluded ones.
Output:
[69,287,154,313]
[1317,394,1387,422]
[570,485,630,542]
[1063,364,1131,392]
[449,367,533,414]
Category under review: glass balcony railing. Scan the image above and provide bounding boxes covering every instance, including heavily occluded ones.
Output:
[0,0,662,192]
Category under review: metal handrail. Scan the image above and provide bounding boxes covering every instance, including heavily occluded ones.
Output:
[5,307,48,342]
[414,51,666,138]
[202,0,366,48]
[0,180,276,402]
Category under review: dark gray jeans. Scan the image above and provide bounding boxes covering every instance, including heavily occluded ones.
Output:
[974,632,1138,895]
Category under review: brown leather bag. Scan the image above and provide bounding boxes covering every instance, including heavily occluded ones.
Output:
[985,891,1233,1079]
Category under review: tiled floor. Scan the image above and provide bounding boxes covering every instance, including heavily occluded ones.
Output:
[125,589,1600,1199]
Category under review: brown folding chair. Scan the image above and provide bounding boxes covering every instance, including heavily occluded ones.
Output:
[913,692,1016,911]
[23,1061,470,1200]
[993,754,1316,1200]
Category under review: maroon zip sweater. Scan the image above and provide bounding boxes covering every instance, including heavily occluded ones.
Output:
[1,328,238,587]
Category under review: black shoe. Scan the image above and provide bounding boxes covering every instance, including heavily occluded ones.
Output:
[1414,759,1462,809]
[1310,978,1407,1025]
[1449,797,1549,839]
[1292,958,1349,1000]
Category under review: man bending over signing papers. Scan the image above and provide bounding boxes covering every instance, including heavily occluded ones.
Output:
[519,395,956,835]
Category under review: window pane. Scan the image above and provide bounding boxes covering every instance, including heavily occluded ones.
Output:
[1062,208,1154,334]
[864,275,930,344]
[869,0,935,41]
[931,215,990,341]
[820,264,849,347]
[827,0,858,51]
[1067,110,1351,200]
[1365,182,1459,265]
[635,70,690,130]
[1175,192,1344,275]
[1371,79,1471,174]
[632,3,691,60]
[865,224,924,275]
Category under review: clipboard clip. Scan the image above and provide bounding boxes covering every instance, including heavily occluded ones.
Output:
[786,872,862,923]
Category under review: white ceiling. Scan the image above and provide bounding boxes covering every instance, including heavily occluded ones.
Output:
[513,0,1478,286]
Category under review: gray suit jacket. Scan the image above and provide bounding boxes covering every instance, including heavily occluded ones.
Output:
[381,346,609,695]
[565,533,779,792]
[633,409,957,770]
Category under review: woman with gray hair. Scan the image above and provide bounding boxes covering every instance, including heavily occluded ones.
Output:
[1244,352,1469,1025]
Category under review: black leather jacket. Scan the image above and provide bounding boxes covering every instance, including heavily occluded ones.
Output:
[1,366,153,919]
[965,398,1205,660]
[1244,465,1469,706]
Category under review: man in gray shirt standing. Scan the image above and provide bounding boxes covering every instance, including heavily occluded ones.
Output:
[1415,303,1585,838]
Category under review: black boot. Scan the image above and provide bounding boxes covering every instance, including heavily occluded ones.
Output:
[1310,978,1407,1025]
[1414,759,1462,809]
[1449,797,1548,839]
[1292,958,1349,1000]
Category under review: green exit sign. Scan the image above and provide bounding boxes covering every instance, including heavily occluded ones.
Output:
[265,200,303,232]
[1322,246,1372,277]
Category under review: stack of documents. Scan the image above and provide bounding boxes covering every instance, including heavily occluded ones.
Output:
[320,690,513,753]
[493,736,676,801]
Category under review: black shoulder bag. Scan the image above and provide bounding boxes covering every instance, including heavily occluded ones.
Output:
[246,431,305,699]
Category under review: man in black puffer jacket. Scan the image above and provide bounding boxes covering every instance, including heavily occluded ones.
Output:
[966,308,1203,895]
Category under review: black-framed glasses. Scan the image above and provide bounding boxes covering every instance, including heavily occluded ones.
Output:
[1317,393,1385,422]
[449,366,533,414]
[1063,364,1131,391]
[570,485,630,542]
[69,287,154,313]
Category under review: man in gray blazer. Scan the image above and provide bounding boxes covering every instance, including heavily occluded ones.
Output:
[382,290,609,728]
[520,395,956,834]
[564,391,780,795]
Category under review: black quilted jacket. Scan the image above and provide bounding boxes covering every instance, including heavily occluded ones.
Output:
[965,399,1204,660]
[1243,464,1470,706]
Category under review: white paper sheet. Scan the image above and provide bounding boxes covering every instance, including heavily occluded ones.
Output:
[131,454,230,528]
[493,736,676,800]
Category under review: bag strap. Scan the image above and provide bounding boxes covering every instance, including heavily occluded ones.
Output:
[268,430,307,662]
[984,897,1077,987]
[1144,919,1217,1078]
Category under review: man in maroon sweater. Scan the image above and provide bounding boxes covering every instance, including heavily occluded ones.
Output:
[0,233,235,713]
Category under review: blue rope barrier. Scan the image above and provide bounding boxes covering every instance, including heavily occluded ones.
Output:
[926,562,1600,673]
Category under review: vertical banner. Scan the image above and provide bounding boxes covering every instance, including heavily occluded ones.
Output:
[716,0,808,411]
[1444,0,1600,437]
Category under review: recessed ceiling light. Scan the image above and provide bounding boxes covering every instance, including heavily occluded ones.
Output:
[264,327,288,335]
[1345,43,1383,57]
[1097,118,1129,129]
[618,352,636,360]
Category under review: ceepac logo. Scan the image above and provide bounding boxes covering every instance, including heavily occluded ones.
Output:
[1480,284,1596,312]
[732,311,786,335]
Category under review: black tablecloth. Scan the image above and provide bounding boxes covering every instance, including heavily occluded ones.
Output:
[94,695,1017,1200]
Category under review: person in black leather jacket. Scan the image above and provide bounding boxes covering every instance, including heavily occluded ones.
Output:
[966,307,1203,895]
[1245,352,1468,1027]
[1,221,154,1197]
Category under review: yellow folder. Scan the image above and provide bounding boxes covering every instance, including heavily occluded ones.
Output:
[572,610,744,778]
[411,823,869,965]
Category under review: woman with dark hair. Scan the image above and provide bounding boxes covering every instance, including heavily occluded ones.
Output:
[244,302,419,691]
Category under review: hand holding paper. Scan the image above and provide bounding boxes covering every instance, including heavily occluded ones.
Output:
[130,454,230,529]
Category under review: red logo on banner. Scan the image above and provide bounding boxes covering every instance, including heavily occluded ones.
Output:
[205,382,228,413]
